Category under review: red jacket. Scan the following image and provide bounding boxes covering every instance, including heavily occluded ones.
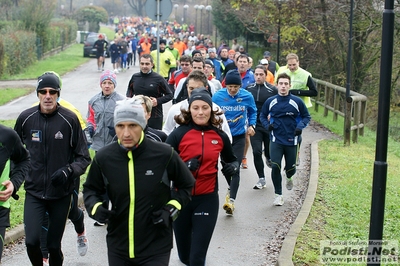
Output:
[166,122,237,195]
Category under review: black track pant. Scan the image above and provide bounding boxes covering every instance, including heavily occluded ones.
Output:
[224,134,245,200]
[108,251,170,266]
[0,206,10,263]
[250,126,270,178]
[174,193,219,266]
[41,178,84,258]
[24,193,71,266]
[269,142,298,195]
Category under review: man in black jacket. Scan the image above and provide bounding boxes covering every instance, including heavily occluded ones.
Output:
[126,54,173,129]
[246,65,278,190]
[83,98,195,265]
[14,72,91,266]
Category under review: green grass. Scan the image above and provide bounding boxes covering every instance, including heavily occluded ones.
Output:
[2,44,90,80]
[1,26,112,81]
[293,109,400,265]
[0,120,15,128]
[100,26,116,41]
[0,88,34,105]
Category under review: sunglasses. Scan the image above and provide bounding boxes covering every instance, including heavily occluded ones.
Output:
[38,89,58,95]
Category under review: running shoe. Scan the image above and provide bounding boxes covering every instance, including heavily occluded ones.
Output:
[253,178,266,189]
[77,232,88,256]
[223,199,235,215]
[273,194,284,206]
[241,158,248,169]
[286,178,293,190]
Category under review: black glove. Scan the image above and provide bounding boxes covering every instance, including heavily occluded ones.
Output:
[221,161,238,177]
[87,125,95,138]
[94,204,115,224]
[152,205,179,228]
[290,89,301,95]
[107,126,116,138]
[295,128,302,136]
[267,124,274,132]
[165,59,171,65]
[51,165,74,187]
[185,155,201,171]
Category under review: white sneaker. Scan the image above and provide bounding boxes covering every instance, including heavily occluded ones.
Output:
[77,233,88,256]
[253,178,266,189]
[273,194,284,206]
[114,69,119,74]
[286,178,293,190]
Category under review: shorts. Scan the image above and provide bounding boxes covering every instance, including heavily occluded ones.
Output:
[111,55,120,64]
[96,52,104,59]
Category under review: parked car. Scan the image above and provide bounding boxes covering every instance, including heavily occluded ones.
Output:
[83,32,110,58]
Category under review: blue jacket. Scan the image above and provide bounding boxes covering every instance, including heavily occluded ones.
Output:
[209,58,222,80]
[212,88,257,137]
[131,38,138,51]
[260,94,311,146]
[242,69,255,88]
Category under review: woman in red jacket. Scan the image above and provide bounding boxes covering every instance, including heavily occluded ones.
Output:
[166,88,238,266]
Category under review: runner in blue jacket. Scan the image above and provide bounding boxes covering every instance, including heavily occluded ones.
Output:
[212,69,257,215]
[260,73,311,206]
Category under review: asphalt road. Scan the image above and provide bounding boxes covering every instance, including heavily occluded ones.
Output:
[0,58,330,265]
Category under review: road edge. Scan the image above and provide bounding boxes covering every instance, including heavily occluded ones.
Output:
[276,140,321,266]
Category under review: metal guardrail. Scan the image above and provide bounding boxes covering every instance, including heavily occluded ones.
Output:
[313,78,368,145]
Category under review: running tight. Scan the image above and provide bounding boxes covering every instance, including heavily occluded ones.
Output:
[174,193,219,266]
[24,193,71,266]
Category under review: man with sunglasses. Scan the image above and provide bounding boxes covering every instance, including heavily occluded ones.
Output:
[167,55,193,93]
[14,72,91,266]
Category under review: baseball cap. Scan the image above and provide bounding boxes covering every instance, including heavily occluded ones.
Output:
[263,51,271,57]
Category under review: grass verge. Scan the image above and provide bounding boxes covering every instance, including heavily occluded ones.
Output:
[293,109,400,265]
[0,88,34,105]
[0,26,111,80]
[2,44,90,80]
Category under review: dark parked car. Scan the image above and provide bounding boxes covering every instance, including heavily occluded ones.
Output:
[83,33,110,58]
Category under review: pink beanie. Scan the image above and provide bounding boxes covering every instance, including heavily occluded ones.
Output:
[100,70,117,87]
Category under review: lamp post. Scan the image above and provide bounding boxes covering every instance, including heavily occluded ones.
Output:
[198,5,204,34]
[194,5,199,33]
[174,4,179,21]
[276,0,287,65]
[183,4,189,23]
[205,5,212,35]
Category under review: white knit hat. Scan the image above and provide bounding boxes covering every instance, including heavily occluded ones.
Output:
[114,98,146,129]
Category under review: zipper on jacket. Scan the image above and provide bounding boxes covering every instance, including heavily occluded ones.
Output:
[192,130,204,196]
[43,117,48,199]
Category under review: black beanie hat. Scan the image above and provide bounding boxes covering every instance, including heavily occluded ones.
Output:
[159,39,167,45]
[189,88,213,108]
[36,72,61,92]
[192,50,201,57]
[225,69,242,86]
